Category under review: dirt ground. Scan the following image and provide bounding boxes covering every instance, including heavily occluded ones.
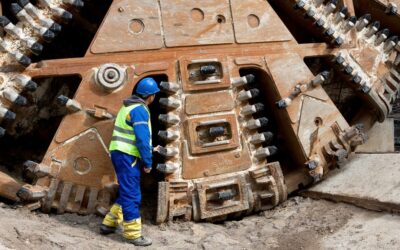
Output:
[0,197,398,250]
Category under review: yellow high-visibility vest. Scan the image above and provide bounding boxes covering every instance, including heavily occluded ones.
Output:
[109,104,151,157]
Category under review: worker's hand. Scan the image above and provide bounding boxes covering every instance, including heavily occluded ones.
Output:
[144,167,152,174]
[153,145,162,153]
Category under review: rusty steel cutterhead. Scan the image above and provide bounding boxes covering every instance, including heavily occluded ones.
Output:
[0,0,399,222]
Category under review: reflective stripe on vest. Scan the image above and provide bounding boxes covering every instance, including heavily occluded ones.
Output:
[109,103,151,157]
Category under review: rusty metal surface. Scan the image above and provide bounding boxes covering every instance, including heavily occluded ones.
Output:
[160,0,234,47]
[185,91,234,115]
[90,0,163,53]
[0,172,22,201]
[0,0,399,223]
[37,128,116,214]
[182,137,253,179]
[230,0,293,43]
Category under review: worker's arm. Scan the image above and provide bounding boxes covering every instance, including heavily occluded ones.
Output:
[127,105,153,169]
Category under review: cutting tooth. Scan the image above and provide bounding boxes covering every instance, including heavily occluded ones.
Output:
[159,97,181,109]
[156,146,179,157]
[385,3,398,15]
[365,21,380,38]
[40,29,56,42]
[26,40,44,55]
[14,52,32,67]
[311,71,330,86]
[0,16,23,39]
[24,160,52,178]
[334,6,348,24]
[344,64,354,75]
[356,14,371,31]
[53,7,73,23]
[294,0,306,10]
[158,130,180,141]
[13,75,38,91]
[2,88,27,106]
[237,88,260,101]
[324,0,338,15]
[55,8,73,23]
[11,3,26,19]
[384,36,399,52]
[361,82,371,93]
[38,0,73,23]
[160,81,180,93]
[352,73,363,84]
[315,17,326,28]
[342,16,357,34]
[305,160,319,170]
[48,22,62,34]
[231,74,255,88]
[334,53,345,66]
[250,132,274,145]
[333,36,345,47]
[17,184,48,201]
[57,95,82,112]
[305,5,317,18]
[245,117,269,130]
[276,98,292,109]
[241,103,265,116]
[375,29,390,46]
[324,26,335,37]
[159,113,180,125]
[315,16,327,28]
[0,107,16,122]
[255,146,278,159]
[156,162,179,174]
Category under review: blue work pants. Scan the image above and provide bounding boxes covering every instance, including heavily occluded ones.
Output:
[111,150,141,221]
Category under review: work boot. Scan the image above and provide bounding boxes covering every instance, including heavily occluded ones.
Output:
[127,236,152,246]
[100,224,116,235]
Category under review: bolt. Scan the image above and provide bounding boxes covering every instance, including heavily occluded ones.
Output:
[107,71,116,79]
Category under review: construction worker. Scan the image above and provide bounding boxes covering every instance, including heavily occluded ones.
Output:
[99,77,160,247]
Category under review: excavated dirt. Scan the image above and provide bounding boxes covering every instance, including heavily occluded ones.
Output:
[0,197,398,249]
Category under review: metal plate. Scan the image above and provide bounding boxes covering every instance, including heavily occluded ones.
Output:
[265,53,329,124]
[47,129,116,188]
[160,0,234,47]
[91,0,163,53]
[180,56,230,92]
[231,0,293,43]
[186,114,240,155]
[182,137,252,179]
[38,129,117,214]
[185,91,234,115]
[195,175,249,219]
[298,97,349,156]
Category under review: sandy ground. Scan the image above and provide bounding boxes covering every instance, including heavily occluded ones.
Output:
[0,197,398,250]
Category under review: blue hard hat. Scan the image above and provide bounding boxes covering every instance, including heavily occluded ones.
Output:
[136,77,160,96]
